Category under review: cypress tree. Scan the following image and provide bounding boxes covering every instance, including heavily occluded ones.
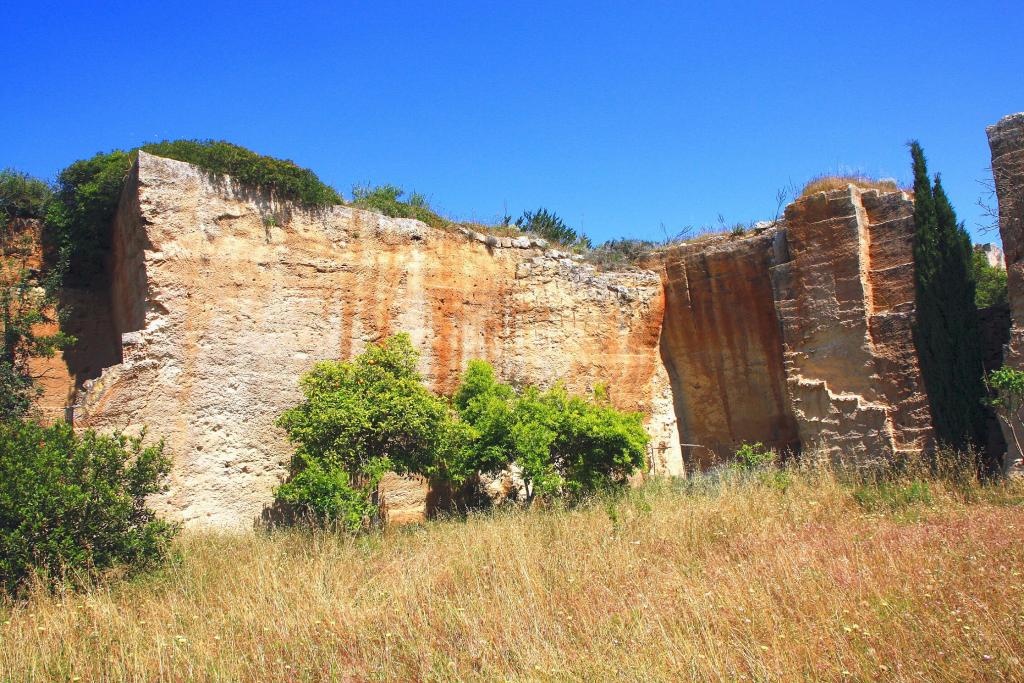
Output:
[910,142,986,451]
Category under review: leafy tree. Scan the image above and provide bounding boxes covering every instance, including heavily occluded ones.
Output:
[910,142,986,451]
[515,208,592,249]
[454,361,648,502]
[0,421,175,594]
[971,250,1008,309]
[275,334,471,527]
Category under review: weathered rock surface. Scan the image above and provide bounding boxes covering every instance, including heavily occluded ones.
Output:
[988,112,1024,475]
[73,152,680,527]
[377,473,429,526]
[773,186,932,462]
[657,230,798,468]
[47,154,936,527]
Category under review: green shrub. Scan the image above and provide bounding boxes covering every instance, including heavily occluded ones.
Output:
[141,140,342,206]
[275,334,470,525]
[350,184,449,229]
[49,141,341,286]
[0,169,52,219]
[454,360,648,502]
[515,208,591,250]
[0,421,176,595]
[971,250,1008,309]
[732,442,775,471]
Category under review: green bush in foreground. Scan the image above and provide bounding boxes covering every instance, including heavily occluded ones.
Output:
[275,334,471,527]
[0,421,176,595]
[276,335,649,525]
[454,359,648,502]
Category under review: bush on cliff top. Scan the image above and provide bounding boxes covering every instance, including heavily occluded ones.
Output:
[0,421,176,595]
[49,140,341,285]
[350,184,449,229]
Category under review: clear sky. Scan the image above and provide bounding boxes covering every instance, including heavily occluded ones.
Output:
[3,1,1022,245]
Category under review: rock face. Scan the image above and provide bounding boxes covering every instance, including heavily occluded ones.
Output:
[658,230,798,469]
[774,187,933,461]
[54,154,935,527]
[987,112,1024,475]
[73,152,680,527]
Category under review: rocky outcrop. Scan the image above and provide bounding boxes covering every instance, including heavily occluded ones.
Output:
[987,112,1024,475]
[772,187,932,462]
[72,152,680,527]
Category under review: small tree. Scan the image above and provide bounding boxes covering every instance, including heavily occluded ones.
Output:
[276,334,471,527]
[971,250,1008,309]
[0,421,176,594]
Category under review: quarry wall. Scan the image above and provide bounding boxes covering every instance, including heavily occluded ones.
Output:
[42,152,936,527]
[988,112,1024,475]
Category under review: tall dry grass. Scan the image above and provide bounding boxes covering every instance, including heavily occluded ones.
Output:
[801,175,903,198]
[2,460,1023,682]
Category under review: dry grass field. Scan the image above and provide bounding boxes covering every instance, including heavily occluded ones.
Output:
[2,460,1024,682]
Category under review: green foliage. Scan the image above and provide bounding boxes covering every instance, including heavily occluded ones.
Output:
[350,184,449,229]
[515,208,592,250]
[49,141,341,286]
[986,367,1024,472]
[971,250,1008,309]
[0,421,176,594]
[275,334,470,525]
[454,361,648,501]
[141,140,342,206]
[732,442,776,471]
[2,220,73,421]
[274,463,374,531]
[852,480,932,513]
[909,142,986,451]
[0,169,52,219]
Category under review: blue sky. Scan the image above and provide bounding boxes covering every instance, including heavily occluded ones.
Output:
[3,1,1022,245]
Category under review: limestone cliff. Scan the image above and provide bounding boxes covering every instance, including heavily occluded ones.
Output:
[73,152,681,526]
[47,153,935,527]
[774,187,932,461]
